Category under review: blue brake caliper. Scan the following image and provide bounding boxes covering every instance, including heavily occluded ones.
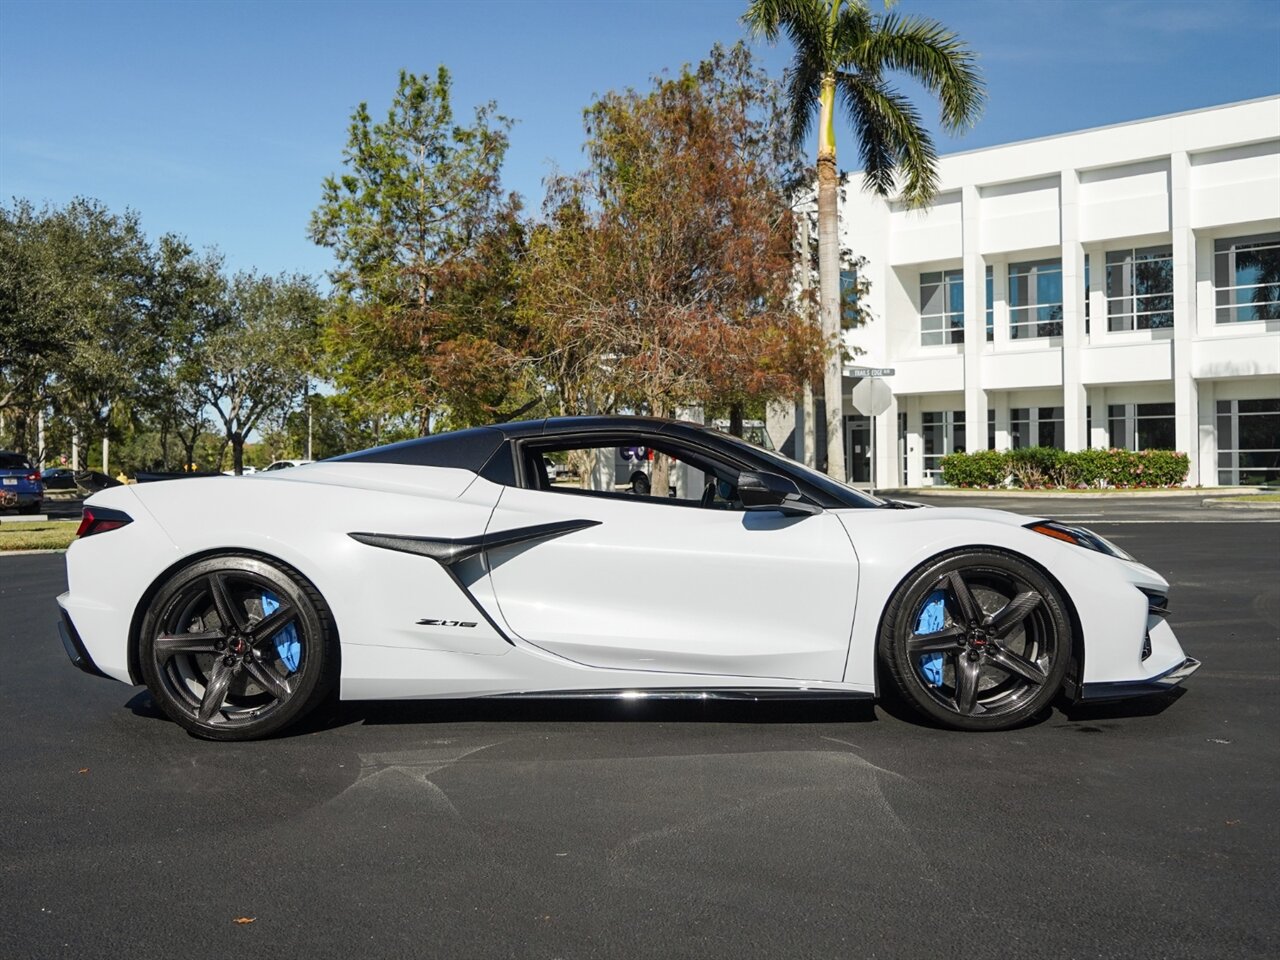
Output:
[261,591,300,673]
[916,590,947,687]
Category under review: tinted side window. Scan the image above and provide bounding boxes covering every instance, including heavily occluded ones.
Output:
[520,437,745,510]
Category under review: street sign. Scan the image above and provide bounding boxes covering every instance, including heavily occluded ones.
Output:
[849,378,893,417]
[845,366,895,378]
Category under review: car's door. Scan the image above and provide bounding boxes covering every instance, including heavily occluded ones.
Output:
[482,435,860,682]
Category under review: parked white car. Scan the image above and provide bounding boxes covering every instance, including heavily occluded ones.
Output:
[58,416,1198,740]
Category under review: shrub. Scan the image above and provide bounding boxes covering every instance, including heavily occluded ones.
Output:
[940,449,1008,487]
[936,447,1190,488]
[1006,446,1068,488]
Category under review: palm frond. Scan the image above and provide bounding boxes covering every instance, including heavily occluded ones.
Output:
[784,41,825,148]
[856,12,985,132]
[837,72,938,206]
[742,0,822,44]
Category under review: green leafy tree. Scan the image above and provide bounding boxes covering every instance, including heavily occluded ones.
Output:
[143,237,225,470]
[310,67,527,434]
[524,44,827,494]
[194,272,323,474]
[0,198,161,465]
[744,0,984,477]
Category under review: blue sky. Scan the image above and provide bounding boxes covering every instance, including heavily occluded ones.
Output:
[2,0,1278,281]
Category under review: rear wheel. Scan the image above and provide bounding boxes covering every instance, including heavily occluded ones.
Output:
[139,555,337,741]
[879,550,1071,731]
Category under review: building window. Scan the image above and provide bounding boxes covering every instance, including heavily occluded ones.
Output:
[840,269,859,326]
[1108,402,1176,450]
[1008,259,1063,339]
[1215,234,1280,324]
[1010,406,1064,449]
[1084,255,1090,335]
[987,409,995,450]
[922,410,965,480]
[898,412,908,486]
[1217,398,1280,485]
[985,266,994,342]
[920,269,964,346]
[1106,246,1173,331]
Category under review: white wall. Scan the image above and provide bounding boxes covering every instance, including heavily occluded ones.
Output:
[833,96,1280,487]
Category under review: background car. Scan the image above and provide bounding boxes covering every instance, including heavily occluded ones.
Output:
[0,451,44,513]
[57,416,1198,741]
[41,467,121,499]
[262,459,313,472]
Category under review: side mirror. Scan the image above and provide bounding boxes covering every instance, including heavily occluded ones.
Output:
[737,471,822,516]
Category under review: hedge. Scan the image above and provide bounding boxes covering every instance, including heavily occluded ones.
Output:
[939,448,1189,489]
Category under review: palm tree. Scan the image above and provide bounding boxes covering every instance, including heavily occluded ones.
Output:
[744,0,984,479]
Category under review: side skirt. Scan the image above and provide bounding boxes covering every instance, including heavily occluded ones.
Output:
[486,688,874,702]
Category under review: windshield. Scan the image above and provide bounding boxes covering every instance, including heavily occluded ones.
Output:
[710,432,886,508]
[0,453,32,470]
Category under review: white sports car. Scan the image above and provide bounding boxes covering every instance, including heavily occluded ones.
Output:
[57,416,1199,740]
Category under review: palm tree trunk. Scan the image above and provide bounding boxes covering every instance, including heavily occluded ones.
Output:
[817,74,844,480]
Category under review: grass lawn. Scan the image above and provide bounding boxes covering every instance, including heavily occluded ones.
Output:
[0,521,78,551]
[1240,493,1280,502]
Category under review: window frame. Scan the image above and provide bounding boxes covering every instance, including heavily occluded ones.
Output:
[512,430,806,512]
[1007,258,1064,340]
[1214,233,1280,325]
[1104,245,1174,332]
[919,268,965,347]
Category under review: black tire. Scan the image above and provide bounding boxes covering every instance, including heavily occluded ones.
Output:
[139,554,338,741]
[631,472,651,496]
[879,549,1071,731]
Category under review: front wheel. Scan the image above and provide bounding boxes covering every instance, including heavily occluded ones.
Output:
[139,554,337,740]
[879,550,1072,731]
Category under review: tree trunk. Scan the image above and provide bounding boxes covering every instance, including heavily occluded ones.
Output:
[232,432,245,475]
[729,403,744,438]
[802,379,817,468]
[818,74,845,481]
[650,398,670,497]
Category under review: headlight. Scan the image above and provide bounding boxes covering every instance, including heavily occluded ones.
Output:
[1025,520,1134,561]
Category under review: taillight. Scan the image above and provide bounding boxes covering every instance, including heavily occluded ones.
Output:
[26,472,40,483]
[75,506,132,538]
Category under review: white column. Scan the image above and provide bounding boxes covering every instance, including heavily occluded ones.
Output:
[875,396,897,489]
[1197,380,1217,487]
[1087,244,1109,341]
[37,407,45,466]
[905,396,924,487]
[1060,169,1087,451]
[992,255,1010,350]
[961,185,986,449]
[1089,387,1110,449]
[992,391,1011,450]
[71,431,79,471]
[1170,151,1199,485]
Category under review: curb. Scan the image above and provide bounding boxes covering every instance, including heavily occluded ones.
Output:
[0,549,69,557]
[1203,498,1280,510]
[883,489,1247,500]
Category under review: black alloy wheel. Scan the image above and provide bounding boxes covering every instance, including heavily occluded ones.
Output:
[879,550,1071,731]
[139,555,337,740]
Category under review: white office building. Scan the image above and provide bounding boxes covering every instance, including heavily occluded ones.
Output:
[777,96,1280,488]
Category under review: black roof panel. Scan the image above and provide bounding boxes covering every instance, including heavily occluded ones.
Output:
[328,426,506,471]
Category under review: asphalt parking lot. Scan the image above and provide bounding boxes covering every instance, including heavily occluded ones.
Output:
[2,506,1277,959]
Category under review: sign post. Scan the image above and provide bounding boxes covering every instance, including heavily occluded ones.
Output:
[846,368,895,495]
